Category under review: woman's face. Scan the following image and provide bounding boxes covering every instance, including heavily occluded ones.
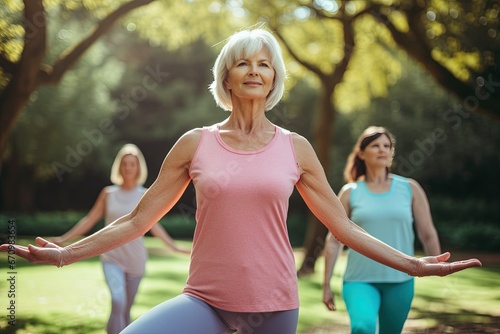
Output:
[359,134,392,169]
[119,154,140,183]
[225,47,275,102]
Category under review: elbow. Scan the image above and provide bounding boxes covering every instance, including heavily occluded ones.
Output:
[128,213,151,237]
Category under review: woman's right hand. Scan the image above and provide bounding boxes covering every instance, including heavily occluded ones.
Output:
[322,285,337,311]
[0,237,66,267]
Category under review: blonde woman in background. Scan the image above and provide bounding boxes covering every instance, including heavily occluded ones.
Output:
[52,143,190,334]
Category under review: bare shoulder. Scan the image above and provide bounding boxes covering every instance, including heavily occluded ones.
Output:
[291,132,314,152]
[291,132,317,161]
[405,177,424,191]
[177,128,203,148]
[100,186,112,196]
[169,128,203,157]
[338,184,352,200]
[159,127,205,172]
[398,175,427,200]
[90,186,110,208]
[291,132,318,175]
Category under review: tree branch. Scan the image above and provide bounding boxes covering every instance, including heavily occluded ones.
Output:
[38,0,155,85]
[369,4,500,121]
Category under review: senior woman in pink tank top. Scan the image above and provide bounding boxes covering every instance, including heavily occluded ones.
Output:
[50,143,189,334]
[3,28,481,334]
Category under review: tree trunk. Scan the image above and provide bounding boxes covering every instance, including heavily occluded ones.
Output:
[0,0,47,160]
[297,85,336,276]
[296,14,354,276]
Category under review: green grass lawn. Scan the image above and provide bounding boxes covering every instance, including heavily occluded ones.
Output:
[1,238,498,333]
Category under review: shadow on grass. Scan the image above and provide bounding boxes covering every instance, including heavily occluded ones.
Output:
[405,316,500,334]
[410,306,500,324]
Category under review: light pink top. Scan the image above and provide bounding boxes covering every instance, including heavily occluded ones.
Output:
[184,124,300,312]
[100,185,147,276]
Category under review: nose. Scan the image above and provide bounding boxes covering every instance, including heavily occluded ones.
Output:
[248,63,259,75]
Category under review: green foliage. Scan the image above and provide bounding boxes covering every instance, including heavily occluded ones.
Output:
[0,211,196,241]
[428,197,500,252]
[108,36,221,143]
[0,212,101,239]
[448,223,500,252]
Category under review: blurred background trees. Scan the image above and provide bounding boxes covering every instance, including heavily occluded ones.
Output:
[1,0,499,269]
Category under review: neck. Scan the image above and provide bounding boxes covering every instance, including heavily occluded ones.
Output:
[364,168,389,183]
[120,181,137,190]
[221,112,272,134]
[227,98,268,131]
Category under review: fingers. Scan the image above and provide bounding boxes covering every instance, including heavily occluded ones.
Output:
[36,237,54,247]
[36,237,60,249]
[10,245,34,260]
[323,300,335,311]
[418,253,483,277]
[449,258,482,273]
[436,252,451,263]
[438,258,483,276]
[322,291,337,311]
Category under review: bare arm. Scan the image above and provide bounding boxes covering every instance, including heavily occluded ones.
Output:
[2,129,202,266]
[292,134,481,277]
[149,223,191,254]
[409,178,441,256]
[322,186,349,311]
[51,188,107,245]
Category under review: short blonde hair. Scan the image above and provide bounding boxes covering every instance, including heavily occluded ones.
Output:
[110,143,148,186]
[209,28,287,111]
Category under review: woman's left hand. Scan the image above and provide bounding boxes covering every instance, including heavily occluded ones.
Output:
[414,252,482,277]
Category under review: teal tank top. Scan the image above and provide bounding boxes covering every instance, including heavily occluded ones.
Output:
[343,175,414,283]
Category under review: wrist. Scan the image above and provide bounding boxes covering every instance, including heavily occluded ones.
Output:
[407,257,421,277]
[57,247,68,268]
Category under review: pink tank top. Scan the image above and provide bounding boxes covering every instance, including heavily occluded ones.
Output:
[184,124,300,312]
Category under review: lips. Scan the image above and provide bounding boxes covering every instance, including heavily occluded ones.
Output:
[244,81,262,85]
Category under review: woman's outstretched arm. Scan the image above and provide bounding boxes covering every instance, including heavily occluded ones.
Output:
[1,129,202,266]
[292,133,481,277]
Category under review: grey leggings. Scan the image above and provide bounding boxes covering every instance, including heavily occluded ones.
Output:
[102,261,143,334]
[121,294,299,334]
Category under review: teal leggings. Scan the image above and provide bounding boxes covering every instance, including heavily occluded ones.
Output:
[342,279,414,334]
